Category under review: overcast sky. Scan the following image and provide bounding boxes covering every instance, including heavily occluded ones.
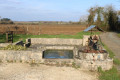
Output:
[0,0,120,21]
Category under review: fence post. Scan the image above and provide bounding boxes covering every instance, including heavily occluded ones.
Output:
[39,26,41,35]
[27,26,28,35]
[6,32,8,43]
[6,31,13,43]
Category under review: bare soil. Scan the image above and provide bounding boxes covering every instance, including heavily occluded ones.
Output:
[0,63,98,80]
[0,24,86,35]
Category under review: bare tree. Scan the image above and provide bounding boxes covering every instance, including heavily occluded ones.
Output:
[79,15,88,24]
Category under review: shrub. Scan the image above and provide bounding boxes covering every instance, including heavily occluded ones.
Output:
[2,45,26,50]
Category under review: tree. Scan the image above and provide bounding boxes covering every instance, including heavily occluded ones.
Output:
[118,11,120,15]
[87,6,104,26]
[87,5,120,31]
[0,18,14,24]
[105,6,119,31]
[96,7,104,24]
[88,7,96,25]
[1,18,10,21]
[79,15,88,24]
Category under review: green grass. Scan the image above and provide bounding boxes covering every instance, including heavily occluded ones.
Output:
[113,58,120,65]
[103,43,120,65]
[103,43,115,58]
[0,34,6,43]
[118,33,120,38]
[99,67,120,80]
[104,44,120,65]
[99,43,120,80]
[0,31,100,43]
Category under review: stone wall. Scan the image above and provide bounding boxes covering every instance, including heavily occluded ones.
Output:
[77,52,113,70]
[30,38,83,46]
[34,45,78,57]
[0,50,113,70]
[75,59,113,70]
[79,52,108,60]
[0,50,75,66]
[0,50,43,63]
[82,35,90,46]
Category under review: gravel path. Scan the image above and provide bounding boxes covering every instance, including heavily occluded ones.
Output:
[0,63,98,80]
[100,32,120,59]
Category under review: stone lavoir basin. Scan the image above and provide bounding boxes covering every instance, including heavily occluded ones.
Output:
[42,50,73,59]
[0,38,113,71]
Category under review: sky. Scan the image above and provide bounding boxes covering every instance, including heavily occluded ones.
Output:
[0,0,120,21]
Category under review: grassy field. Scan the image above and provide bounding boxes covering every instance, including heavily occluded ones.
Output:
[0,31,100,43]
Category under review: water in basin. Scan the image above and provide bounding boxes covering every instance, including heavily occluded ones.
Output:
[43,50,73,59]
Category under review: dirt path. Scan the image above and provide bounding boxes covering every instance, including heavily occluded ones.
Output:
[0,63,98,80]
[100,32,120,59]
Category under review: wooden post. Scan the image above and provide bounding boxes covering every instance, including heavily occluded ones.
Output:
[6,32,8,43]
[27,26,28,35]
[6,31,13,43]
[11,31,13,43]
[39,26,41,35]
[34,26,35,35]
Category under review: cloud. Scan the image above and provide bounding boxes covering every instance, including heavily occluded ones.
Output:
[2,6,18,10]
[8,0,21,4]
[0,0,23,11]
[0,0,21,5]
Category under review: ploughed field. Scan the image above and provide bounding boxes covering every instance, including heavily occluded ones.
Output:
[0,24,86,35]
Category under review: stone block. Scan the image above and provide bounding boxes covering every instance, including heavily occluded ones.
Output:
[30,38,82,46]
[83,35,90,46]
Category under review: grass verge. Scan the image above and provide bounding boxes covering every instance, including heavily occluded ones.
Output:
[103,43,115,58]
[103,43,120,65]
[98,67,120,80]
[113,58,120,65]
[98,43,120,80]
